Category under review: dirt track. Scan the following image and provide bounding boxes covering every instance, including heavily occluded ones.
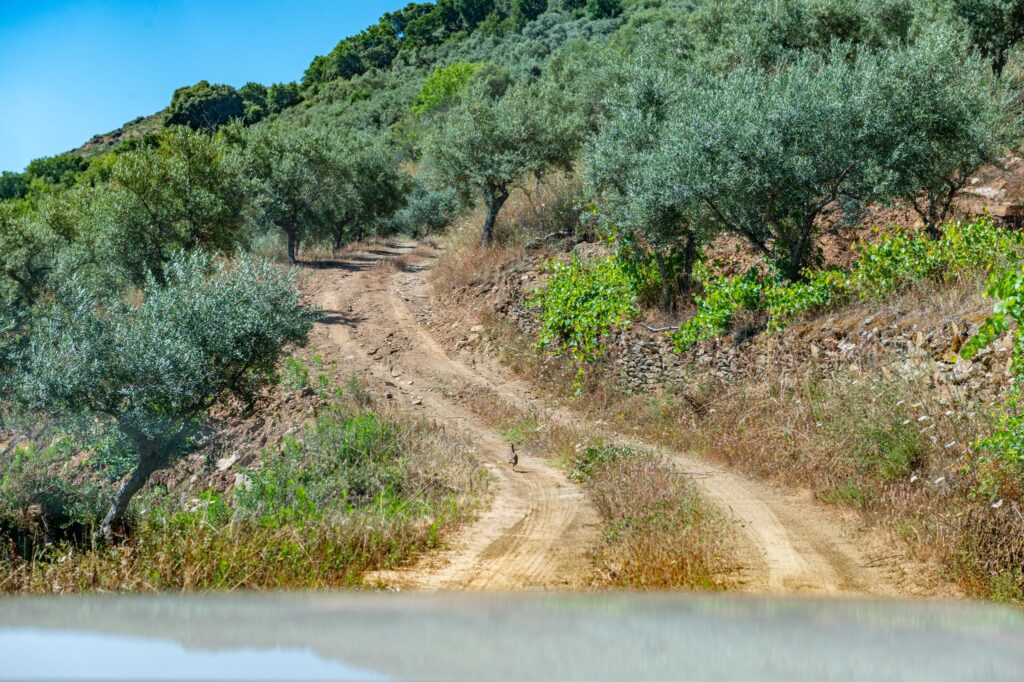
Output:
[308,241,904,595]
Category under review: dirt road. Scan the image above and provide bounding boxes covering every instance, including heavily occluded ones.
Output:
[308,241,902,595]
[308,244,598,590]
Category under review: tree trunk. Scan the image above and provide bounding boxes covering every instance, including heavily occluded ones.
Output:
[99,453,164,542]
[783,219,816,282]
[994,49,1007,78]
[482,190,509,248]
[286,226,299,265]
[680,236,697,297]
[654,252,674,312]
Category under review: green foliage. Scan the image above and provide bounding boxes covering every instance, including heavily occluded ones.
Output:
[93,127,251,284]
[672,271,764,351]
[165,81,245,131]
[661,46,885,281]
[15,251,314,532]
[512,0,549,27]
[413,62,482,114]
[682,0,931,74]
[282,356,311,391]
[585,56,710,308]
[963,264,1024,489]
[530,255,638,369]
[231,123,352,263]
[0,439,109,553]
[319,136,410,248]
[953,0,1024,75]
[0,172,28,201]
[0,200,70,307]
[25,154,89,187]
[672,218,1023,351]
[848,217,1023,298]
[586,0,622,19]
[20,251,313,435]
[385,183,461,236]
[424,80,581,245]
[238,82,269,125]
[237,408,409,526]
[867,28,1017,232]
[570,443,635,482]
[762,269,845,333]
[266,82,302,114]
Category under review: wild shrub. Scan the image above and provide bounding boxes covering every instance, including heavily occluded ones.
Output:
[572,444,732,590]
[963,263,1024,494]
[0,384,486,593]
[672,218,1024,351]
[671,271,763,351]
[0,439,108,557]
[530,254,638,377]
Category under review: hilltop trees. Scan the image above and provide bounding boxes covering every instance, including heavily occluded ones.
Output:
[165,81,245,131]
[586,0,622,19]
[17,252,313,540]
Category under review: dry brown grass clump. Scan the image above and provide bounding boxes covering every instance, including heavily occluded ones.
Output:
[431,222,524,299]
[574,445,734,590]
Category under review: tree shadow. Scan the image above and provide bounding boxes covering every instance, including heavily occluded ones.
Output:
[316,311,366,328]
[303,257,381,272]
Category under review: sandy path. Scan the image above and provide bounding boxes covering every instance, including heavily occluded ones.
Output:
[308,244,598,590]
[309,241,900,595]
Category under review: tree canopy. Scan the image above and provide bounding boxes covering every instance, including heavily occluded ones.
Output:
[165,81,245,131]
[16,251,314,540]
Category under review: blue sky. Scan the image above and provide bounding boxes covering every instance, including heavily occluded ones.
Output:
[0,1,405,173]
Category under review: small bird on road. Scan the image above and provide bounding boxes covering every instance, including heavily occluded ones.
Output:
[507,443,519,472]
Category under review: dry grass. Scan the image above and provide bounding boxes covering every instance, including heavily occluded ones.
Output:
[431,219,524,298]
[1,511,448,593]
[581,448,734,590]
[477,270,1024,601]
[491,174,584,246]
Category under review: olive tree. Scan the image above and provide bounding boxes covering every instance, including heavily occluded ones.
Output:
[94,127,250,284]
[869,28,1019,235]
[954,0,1024,76]
[664,48,879,281]
[322,139,409,250]
[586,65,714,308]
[0,204,63,307]
[424,82,580,246]
[232,124,347,264]
[17,251,314,541]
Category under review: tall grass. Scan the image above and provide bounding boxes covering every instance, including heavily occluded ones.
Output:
[573,445,733,590]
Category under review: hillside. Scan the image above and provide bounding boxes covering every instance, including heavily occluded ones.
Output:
[69,113,164,159]
[3,0,1024,603]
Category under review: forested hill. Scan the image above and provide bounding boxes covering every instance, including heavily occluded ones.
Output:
[48,0,625,166]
